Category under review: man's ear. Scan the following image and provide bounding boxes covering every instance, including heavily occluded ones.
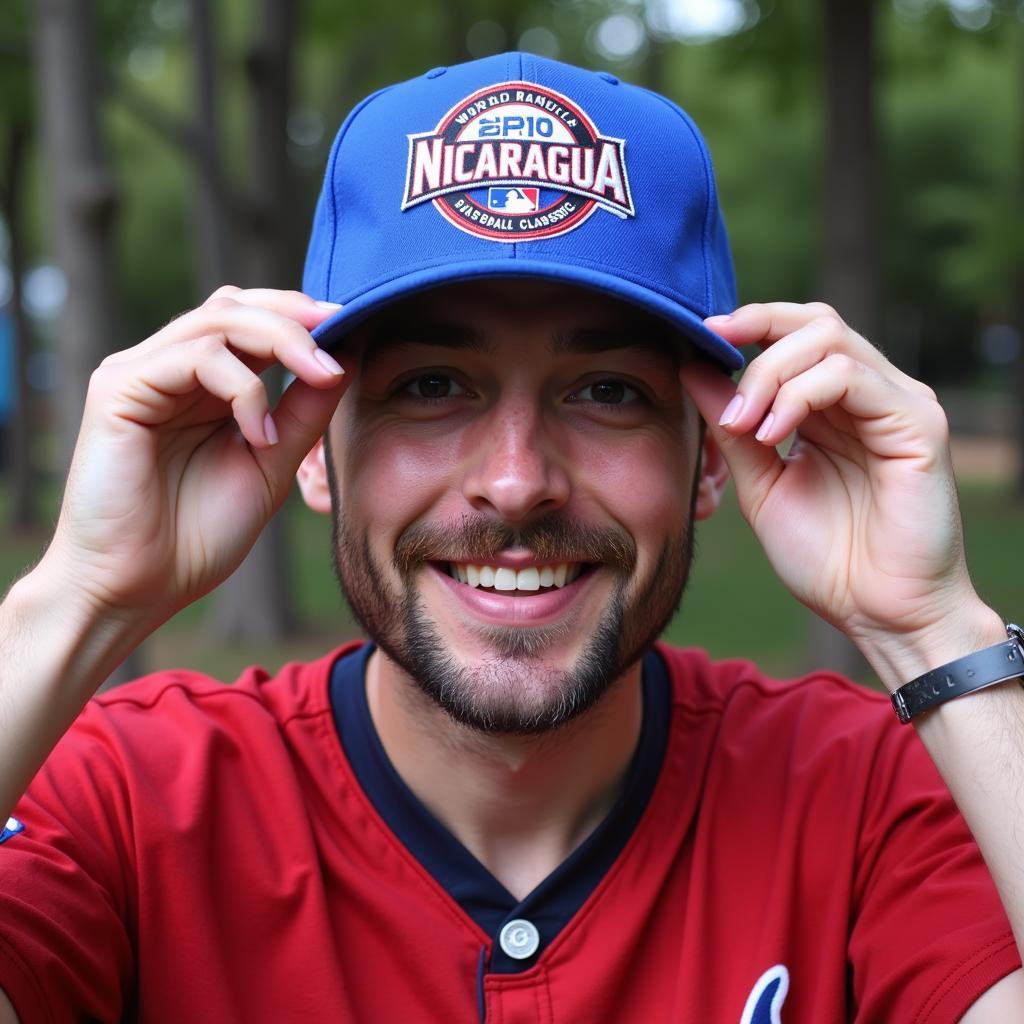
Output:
[694,428,730,521]
[297,437,332,515]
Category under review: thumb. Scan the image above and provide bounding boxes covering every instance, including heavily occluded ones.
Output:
[680,361,783,523]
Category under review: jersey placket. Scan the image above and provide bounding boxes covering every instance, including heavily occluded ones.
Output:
[330,643,670,1018]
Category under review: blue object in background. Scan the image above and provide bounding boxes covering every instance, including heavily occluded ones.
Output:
[0,311,13,425]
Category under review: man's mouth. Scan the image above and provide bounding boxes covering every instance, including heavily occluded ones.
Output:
[440,562,593,593]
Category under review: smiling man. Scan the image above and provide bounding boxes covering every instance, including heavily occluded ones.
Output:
[317,283,709,741]
[2,52,1024,1023]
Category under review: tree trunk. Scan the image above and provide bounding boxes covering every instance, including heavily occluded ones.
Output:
[190,0,234,294]
[209,0,297,643]
[809,0,878,680]
[32,0,143,687]
[31,0,118,469]
[1,118,37,531]
[822,0,878,337]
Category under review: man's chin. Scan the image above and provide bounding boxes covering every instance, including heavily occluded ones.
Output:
[384,590,630,735]
[435,618,580,664]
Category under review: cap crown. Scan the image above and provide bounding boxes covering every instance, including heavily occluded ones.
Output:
[304,52,739,368]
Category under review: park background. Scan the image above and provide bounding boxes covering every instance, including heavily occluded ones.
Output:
[0,0,1021,687]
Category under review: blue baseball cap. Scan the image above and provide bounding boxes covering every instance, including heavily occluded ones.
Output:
[303,51,742,372]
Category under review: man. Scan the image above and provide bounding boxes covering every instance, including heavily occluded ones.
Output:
[1,52,1022,1022]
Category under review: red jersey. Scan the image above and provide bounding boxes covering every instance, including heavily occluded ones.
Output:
[0,643,1017,1022]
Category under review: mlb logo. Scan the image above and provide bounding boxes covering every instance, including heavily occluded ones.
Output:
[488,187,540,213]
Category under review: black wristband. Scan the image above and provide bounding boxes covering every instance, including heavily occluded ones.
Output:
[891,623,1024,724]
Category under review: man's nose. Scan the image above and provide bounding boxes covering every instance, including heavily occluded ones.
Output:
[461,399,571,523]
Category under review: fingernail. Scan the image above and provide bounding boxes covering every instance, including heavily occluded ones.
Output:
[314,348,345,375]
[705,313,732,324]
[264,413,279,446]
[315,300,342,310]
[755,412,775,442]
[719,394,744,427]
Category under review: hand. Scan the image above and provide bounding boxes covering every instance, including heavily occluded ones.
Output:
[681,302,1002,684]
[43,286,349,627]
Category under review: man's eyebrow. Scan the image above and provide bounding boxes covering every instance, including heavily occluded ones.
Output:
[550,325,686,365]
[356,322,492,369]
[351,319,692,368]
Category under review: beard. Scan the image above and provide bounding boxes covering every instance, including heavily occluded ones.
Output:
[328,506,695,737]
[324,420,700,738]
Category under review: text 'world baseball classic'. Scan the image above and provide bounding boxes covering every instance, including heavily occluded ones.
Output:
[401,82,636,242]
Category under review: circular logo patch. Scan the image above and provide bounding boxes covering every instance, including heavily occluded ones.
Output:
[401,81,635,242]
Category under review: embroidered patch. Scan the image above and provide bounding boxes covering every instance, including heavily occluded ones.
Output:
[0,816,25,845]
[740,964,789,1024]
[401,81,635,242]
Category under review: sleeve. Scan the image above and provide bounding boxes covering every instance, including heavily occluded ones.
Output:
[848,717,1020,1023]
[0,701,136,1024]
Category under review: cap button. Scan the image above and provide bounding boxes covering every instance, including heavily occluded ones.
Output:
[596,71,619,85]
[424,66,448,79]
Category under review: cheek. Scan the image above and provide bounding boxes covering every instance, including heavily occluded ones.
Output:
[567,427,694,545]
[334,398,696,558]
[337,415,466,537]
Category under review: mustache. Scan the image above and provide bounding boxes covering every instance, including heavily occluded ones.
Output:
[393,515,636,575]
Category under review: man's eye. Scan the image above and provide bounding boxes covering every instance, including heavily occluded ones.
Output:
[573,379,638,405]
[402,374,467,400]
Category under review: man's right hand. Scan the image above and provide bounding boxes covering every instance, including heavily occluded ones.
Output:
[44,285,348,628]
[0,286,348,822]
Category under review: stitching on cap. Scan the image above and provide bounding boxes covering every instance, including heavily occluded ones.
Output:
[641,87,718,313]
[513,51,524,260]
[335,252,709,318]
[325,85,394,297]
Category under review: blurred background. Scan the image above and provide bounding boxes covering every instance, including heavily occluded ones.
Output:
[0,0,1021,686]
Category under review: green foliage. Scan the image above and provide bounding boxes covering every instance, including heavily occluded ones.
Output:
[3,0,1022,446]
[879,7,1023,378]
[0,1,31,137]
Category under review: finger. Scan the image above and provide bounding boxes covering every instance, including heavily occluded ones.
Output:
[704,301,850,350]
[207,284,243,300]
[253,372,351,500]
[749,353,930,453]
[680,361,783,523]
[192,343,276,449]
[109,338,276,448]
[203,287,342,332]
[106,291,343,366]
[716,316,893,436]
[138,300,347,388]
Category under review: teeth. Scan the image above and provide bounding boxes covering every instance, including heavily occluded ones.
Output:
[494,567,517,591]
[517,567,540,591]
[447,562,584,592]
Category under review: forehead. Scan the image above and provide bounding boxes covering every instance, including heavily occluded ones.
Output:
[342,279,697,367]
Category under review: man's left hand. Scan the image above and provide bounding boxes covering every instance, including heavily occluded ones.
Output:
[680,301,1004,688]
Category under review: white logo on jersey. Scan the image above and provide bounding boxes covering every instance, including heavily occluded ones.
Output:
[740,964,789,1024]
[0,816,25,845]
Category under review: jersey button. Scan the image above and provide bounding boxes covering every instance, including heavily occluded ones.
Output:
[499,919,540,960]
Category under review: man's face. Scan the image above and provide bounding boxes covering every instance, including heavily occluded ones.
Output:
[320,280,717,735]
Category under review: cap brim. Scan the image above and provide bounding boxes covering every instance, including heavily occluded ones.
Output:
[310,259,743,372]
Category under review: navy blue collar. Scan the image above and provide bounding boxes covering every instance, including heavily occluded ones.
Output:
[330,644,669,975]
